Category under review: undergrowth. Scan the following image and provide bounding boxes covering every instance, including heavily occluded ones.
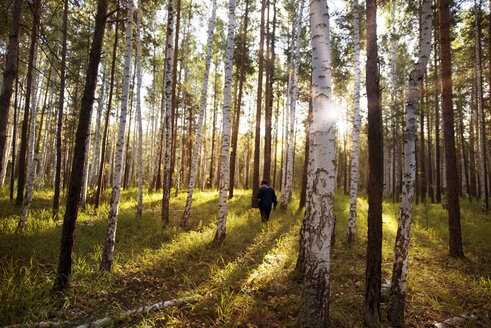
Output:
[0,187,489,327]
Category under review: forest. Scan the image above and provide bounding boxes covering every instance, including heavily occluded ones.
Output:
[0,0,490,326]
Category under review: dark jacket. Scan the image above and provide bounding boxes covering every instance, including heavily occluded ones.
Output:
[257,185,278,211]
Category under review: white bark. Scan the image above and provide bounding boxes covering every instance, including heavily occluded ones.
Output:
[36,80,55,190]
[298,1,335,325]
[89,41,109,188]
[101,0,134,271]
[214,0,236,243]
[281,0,304,209]
[161,0,175,224]
[347,0,361,243]
[136,0,143,216]
[182,0,217,227]
[388,0,432,324]
[18,49,40,229]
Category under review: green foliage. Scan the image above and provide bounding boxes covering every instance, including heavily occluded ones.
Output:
[0,188,489,326]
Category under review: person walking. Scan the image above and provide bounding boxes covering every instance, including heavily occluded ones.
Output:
[257,179,278,224]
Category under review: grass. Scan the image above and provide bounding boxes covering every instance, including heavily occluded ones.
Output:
[0,186,490,327]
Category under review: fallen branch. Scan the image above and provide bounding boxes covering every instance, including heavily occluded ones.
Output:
[434,314,477,328]
[75,295,199,328]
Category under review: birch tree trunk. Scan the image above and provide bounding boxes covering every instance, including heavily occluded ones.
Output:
[298,1,335,325]
[161,0,176,225]
[387,0,432,324]
[100,0,134,272]
[181,0,217,227]
[36,81,55,190]
[347,0,361,243]
[214,0,236,244]
[281,0,304,209]
[17,0,42,207]
[17,51,40,230]
[136,0,143,216]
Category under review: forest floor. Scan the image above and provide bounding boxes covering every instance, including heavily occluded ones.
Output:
[0,187,490,327]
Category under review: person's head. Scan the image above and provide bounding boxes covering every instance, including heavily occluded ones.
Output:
[261,179,269,186]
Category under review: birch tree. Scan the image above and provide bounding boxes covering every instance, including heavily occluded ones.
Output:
[280,0,304,209]
[387,0,432,324]
[36,81,55,190]
[347,0,361,243]
[136,0,143,216]
[100,0,134,271]
[181,0,217,227]
[214,0,236,244]
[298,0,336,325]
[161,0,175,224]
[17,52,40,230]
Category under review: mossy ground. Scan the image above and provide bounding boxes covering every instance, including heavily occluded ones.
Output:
[0,187,489,327]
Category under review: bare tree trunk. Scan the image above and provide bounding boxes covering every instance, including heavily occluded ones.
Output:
[439,0,464,257]
[53,0,109,290]
[434,41,442,203]
[299,80,312,209]
[17,51,41,229]
[229,0,249,199]
[214,0,236,244]
[387,0,431,324]
[181,0,216,227]
[100,0,134,272]
[10,77,20,201]
[251,0,266,209]
[0,0,24,180]
[281,0,304,209]
[17,0,42,207]
[474,0,488,212]
[364,0,383,325]
[347,0,361,243]
[298,1,335,325]
[161,0,176,225]
[95,7,119,209]
[135,0,143,215]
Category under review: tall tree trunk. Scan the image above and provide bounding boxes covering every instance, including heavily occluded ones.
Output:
[10,77,20,201]
[53,0,108,290]
[439,0,464,257]
[95,10,119,208]
[434,41,442,203]
[426,71,435,202]
[214,0,236,243]
[17,0,42,207]
[136,0,143,215]
[181,0,216,227]
[89,42,109,189]
[170,0,182,183]
[0,0,24,181]
[229,0,249,199]
[364,0,383,325]
[161,0,176,225]
[474,0,488,212]
[17,51,41,229]
[36,80,55,190]
[251,0,266,209]
[100,0,133,272]
[387,0,431,324]
[263,0,273,183]
[207,62,218,189]
[347,0,361,243]
[298,1,335,325]
[299,79,312,209]
[281,0,304,209]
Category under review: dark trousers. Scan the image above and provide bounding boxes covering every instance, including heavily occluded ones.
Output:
[260,210,271,222]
